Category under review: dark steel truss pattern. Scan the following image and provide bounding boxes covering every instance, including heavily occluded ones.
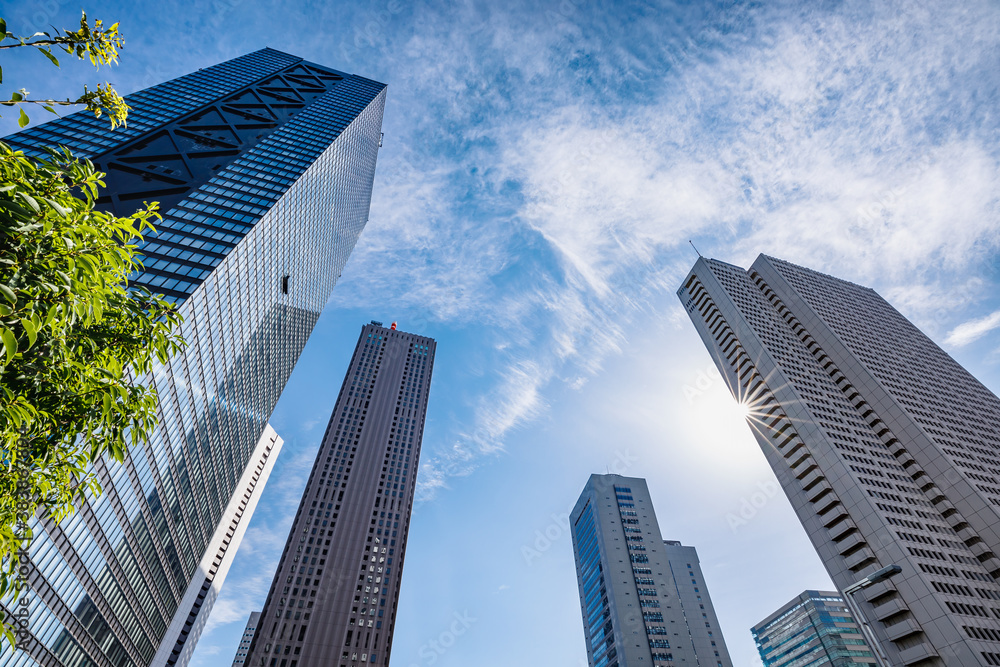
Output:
[94,62,344,218]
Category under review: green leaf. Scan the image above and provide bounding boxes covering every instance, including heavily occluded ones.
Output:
[43,198,70,218]
[0,139,187,623]
[17,108,28,128]
[17,192,40,214]
[20,319,36,348]
[0,328,15,364]
[0,19,7,36]
[39,49,60,68]
[43,105,57,116]
[77,256,98,281]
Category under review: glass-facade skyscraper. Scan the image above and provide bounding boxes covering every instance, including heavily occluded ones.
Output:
[752,590,876,667]
[1,49,386,666]
[570,474,734,667]
[679,255,1000,667]
[246,322,435,667]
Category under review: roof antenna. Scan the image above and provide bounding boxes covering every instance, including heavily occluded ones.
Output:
[689,240,703,258]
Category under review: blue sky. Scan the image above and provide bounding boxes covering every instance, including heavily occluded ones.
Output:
[4,0,1000,664]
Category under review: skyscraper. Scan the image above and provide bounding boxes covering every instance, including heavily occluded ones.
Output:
[246,321,435,667]
[570,474,734,667]
[679,255,1000,666]
[1,49,386,666]
[752,590,876,667]
[233,612,262,667]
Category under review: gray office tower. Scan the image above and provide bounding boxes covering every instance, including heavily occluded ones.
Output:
[570,475,734,667]
[233,612,262,667]
[246,322,435,667]
[679,255,1000,666]
[752,590,876,667]
[1,50,386,667]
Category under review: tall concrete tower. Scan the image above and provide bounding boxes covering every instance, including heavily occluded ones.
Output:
[679,255,1000,666]
[233,612,262,667]
[570,474,734,667]
[247,322,435,667]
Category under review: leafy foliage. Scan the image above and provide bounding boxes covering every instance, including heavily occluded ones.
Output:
[0,143,184,642]
[0,13,130,128]
[0,143,184,644]
[0,13,185,648]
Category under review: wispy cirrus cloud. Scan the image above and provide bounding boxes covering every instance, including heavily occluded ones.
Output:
[946,310,1000,348]
[325,0,1000,501]
[176,0,1000,662]
[507,1,1000,295]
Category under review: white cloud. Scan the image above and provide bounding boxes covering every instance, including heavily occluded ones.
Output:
[417,359,547,499]
[507,3,1000,296]
[330,0,1000,502]
[508,106,738,296]
[946,310,1000,347]
[190,3,1000,665]
[203,570,274,634]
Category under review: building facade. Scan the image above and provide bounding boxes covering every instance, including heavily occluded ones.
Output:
[1,49,386,666]
[233,612,262,667]
[678,255,1000,667]
[153,428,283,667]
[570,474,734,667]
[246,322,436,667]
[752,590,876,667]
